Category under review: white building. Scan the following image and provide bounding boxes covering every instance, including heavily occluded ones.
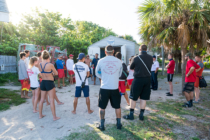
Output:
[88,35,139,64]
[0,0,9,22]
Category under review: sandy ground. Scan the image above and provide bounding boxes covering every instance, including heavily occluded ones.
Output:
[0,76,209,140]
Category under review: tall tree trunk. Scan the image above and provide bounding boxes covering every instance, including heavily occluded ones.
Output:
[175,57,179,74]
[181,46,187,91]
[178,57,181,73]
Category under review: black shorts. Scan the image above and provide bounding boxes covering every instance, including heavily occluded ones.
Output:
[40,80,55,91]
[183,82,194,93]
[93,68,96,77]
[130,77,151,101]
[167,74,174,82]
[31,87,38,90]
[98,88,121,109]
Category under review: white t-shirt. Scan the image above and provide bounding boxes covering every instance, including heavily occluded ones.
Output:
[151,61,159,71]
[127,65,134,80]
[66,59,74,71]
[73,62,89,87]
[24,57,30,69]
[27,66,40,88]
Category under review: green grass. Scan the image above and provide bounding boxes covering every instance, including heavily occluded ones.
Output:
[62,92,210,140]
[0,73,21,86]
[0,88,26,111]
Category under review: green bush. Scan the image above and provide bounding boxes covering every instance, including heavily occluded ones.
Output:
[0,73,19,86]
[204,62,210,69]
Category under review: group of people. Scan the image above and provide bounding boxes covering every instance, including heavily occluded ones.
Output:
[17,44,204,131]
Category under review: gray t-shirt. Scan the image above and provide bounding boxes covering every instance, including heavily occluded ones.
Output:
[197,62,204,69]
[18,59,28,80]
[96,56,122,89]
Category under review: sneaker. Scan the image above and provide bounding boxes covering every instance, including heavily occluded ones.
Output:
[96,124,105,131]
[166,94,173,96]
[123,114,134,120]
[116,123,122,130]
[166,92,170,95]
[193,100,199,103]
[182,103,192,108]
[139,114,144,121]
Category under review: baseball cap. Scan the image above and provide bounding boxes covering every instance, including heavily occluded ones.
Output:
[69,54,74,57]
[77,53,85,60]
[153,55,156,58]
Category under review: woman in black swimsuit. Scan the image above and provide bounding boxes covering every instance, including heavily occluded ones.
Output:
[38,50,60,121]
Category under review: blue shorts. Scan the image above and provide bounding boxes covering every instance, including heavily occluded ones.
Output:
[75,86,89,97]
[89,67,92,75]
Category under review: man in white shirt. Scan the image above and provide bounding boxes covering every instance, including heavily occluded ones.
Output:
[151,55,159,90]
[72,53,93,114]
[24,50,30,69]
[96,45,123,131]
[66,54,74,84]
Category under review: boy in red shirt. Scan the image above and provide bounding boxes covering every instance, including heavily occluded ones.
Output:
[183,53,200,107]
[165,53,175,96]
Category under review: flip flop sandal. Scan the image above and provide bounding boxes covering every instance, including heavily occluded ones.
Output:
[58,87,62,89]
[123,114,134,120]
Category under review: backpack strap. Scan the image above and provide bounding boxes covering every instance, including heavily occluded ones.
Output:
[138,56,151,75]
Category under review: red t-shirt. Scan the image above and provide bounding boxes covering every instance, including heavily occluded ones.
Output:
[185,60,200,82]
[167,59,175,74]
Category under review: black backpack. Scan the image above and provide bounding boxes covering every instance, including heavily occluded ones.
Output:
[199,76,207,88]
[120,63,129,80]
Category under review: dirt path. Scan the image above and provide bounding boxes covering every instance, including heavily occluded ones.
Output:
[0,76,204,140]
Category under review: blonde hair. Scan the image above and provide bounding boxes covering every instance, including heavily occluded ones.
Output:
[29,56,38,69]
[42,50,50,60]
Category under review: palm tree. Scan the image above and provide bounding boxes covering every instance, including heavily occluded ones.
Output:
[138,0,210,89]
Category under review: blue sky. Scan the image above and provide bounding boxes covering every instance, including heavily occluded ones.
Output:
[6,0,144,42]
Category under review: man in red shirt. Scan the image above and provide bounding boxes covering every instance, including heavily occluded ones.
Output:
[183,53,200,107]
[165,53,175,96]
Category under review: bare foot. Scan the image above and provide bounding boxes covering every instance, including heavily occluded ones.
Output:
[21,95,24,98]
[88,110,94,114]
[33,110,39,113]
[25,96,31,99]
[53,117,60,121]
[91,79,94,81]
[72,110,76,114]
[94,83,96,85]
[39,115,46,119]
[46,102,50,106]
[57,102,64,105]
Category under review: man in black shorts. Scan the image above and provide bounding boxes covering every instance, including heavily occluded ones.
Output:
[95,45,123,131]
[123,45,153,121]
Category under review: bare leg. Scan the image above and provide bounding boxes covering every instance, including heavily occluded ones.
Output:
[129,85,131,90]
[94,77,96,85]
[169,82,173,94]
[115,108,121,118]
[194,87,200,101]
[54,92,64,105]
[123,92,130,105]
[130,99,136,109]
[48,88,60,121]
[99,108,105,119]
[58,78,61,87]
[70,75,73,84]
[72,97,78,114]
[62,77,65,87]
[189,91,194,100]
[25,91,30,99]
[45,94,50,106]
[140,99,146,109]
[184,92,191,101]
[33,88,40,113]
[39,91,46,119]
[21,90,24,98]
[32,90,35,111]
[86,97,93,114]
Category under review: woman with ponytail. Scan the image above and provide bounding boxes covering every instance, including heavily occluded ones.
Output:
[27,56,41,113]
[38,50,61,121]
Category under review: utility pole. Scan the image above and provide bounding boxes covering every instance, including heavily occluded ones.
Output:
[161,46,165,75]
